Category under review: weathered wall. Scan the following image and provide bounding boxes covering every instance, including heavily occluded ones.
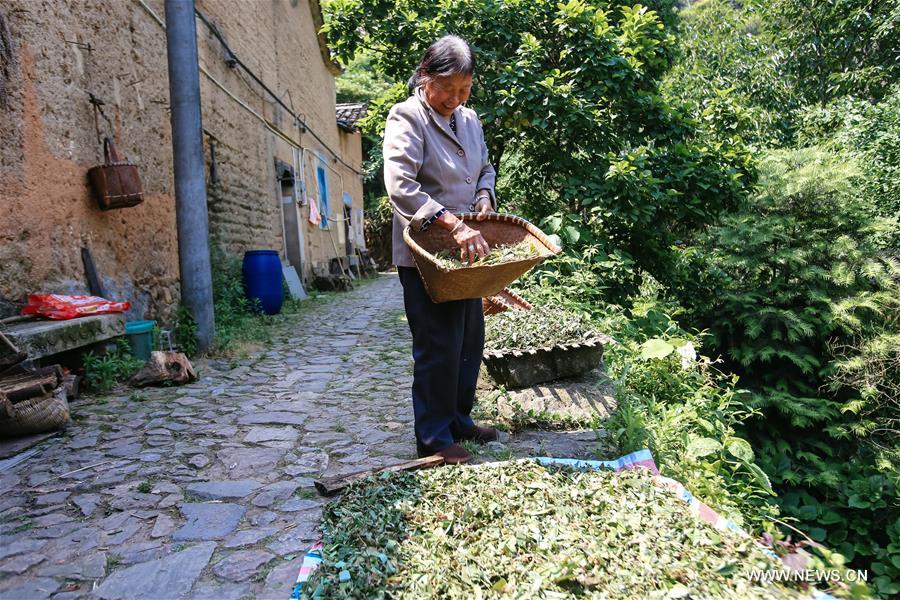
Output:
[196,0,365,282]
[339,128,365,250]
[0,0,179,322]
[0,0,363,322]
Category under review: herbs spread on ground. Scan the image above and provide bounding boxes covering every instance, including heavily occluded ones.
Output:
[432,240,540,269]
[484,305,597,352]
[303,462,802,599]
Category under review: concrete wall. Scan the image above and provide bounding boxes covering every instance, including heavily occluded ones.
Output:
[0,0,363,324]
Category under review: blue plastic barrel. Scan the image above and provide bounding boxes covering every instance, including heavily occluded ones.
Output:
[242,250,283,315]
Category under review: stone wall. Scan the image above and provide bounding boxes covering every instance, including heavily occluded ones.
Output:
[0,0,179,322]
[0,0,363,325]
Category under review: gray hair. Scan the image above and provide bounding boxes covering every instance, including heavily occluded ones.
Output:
[408,35,475,93]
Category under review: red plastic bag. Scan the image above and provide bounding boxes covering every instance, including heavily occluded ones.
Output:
[21,294,131,320]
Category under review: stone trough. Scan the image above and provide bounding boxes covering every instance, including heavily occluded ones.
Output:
[482,334,613,389]
[1,313,125,363]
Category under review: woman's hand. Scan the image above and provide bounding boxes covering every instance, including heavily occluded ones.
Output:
[451,221,489,264]
[473,196,492,221]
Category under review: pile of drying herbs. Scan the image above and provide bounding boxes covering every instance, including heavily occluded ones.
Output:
[303,462,804,599]
[432,240,539,269]
[484,305,598,352]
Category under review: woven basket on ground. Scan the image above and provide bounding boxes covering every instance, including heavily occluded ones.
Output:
[404,213,561,303]
[0,385,70,438]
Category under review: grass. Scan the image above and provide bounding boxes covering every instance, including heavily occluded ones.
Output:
[460,439,481,456]
[128,390,147,402]
[12,517,34,534]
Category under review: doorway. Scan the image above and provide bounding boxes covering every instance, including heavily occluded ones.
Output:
[276,160,303,276]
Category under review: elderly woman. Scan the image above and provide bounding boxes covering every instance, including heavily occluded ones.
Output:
[384,35,500,465]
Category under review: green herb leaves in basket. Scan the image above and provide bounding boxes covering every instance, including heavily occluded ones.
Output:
[304,462,805,599]
[432,241,540,269]
[485,305,597,352]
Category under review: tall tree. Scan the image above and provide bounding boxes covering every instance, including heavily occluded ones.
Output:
[764,0,900,106]
[323,0,752,301]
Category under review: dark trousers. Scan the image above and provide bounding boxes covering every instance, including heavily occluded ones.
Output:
[398,267,484,453]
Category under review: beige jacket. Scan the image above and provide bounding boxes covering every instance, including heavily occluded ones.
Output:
[384,88,496,267]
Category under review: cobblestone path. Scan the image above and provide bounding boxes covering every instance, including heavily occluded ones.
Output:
[0,274,609,599]
[0,275,417,599]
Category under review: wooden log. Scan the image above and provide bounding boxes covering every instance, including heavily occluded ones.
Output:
[314,455,444,496]
[81,246,107,298]
[0,330,27,368]
[130,351,197,387]
[0,365,63,403]
[63,374,82,400]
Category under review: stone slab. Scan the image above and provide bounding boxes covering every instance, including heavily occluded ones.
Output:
[3,313,125,360]
[237,412,307,426]
[0,432,59,460]
[212,549,275,582]
[93,541,216,600]
[495,368,617,421]
[222,526,279,549]
[216,448,286,479]
[244,427,300,443]
[252,481,300,508]
[186,480,262,500]
[0,576,61,599]
[173,503,245,541]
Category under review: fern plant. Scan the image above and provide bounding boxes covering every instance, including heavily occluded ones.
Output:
[673,146,900,596]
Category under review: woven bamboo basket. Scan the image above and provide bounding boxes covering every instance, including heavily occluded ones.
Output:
[404,213,561,303]
[482,287,533,316]
[0,385,70,438]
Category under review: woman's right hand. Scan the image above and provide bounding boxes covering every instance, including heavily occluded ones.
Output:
[451,221,489,263]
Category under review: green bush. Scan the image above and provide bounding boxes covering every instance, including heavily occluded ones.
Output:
[363,195,393,270]
[798,84,900,225]
[603,301,779,532]
[324,0,752,303]
[173,304,198,357]
[82,338,144,392]
[662,0,799,145]
[671,146,899,595]
[335,52,392,104]
[210,246,273,353]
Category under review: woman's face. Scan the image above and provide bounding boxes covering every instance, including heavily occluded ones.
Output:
[423,73,473,117]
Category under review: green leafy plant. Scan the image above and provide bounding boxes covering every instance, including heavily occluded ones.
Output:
[605,321,778,532]
[323,0,752,304]
[335,51,393,104]
[82,338,144,392]
[306,463,805,598]
[661,0,800,145]
[671,146,899,595]
[173,304,198,357]
[762,0,899,106]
